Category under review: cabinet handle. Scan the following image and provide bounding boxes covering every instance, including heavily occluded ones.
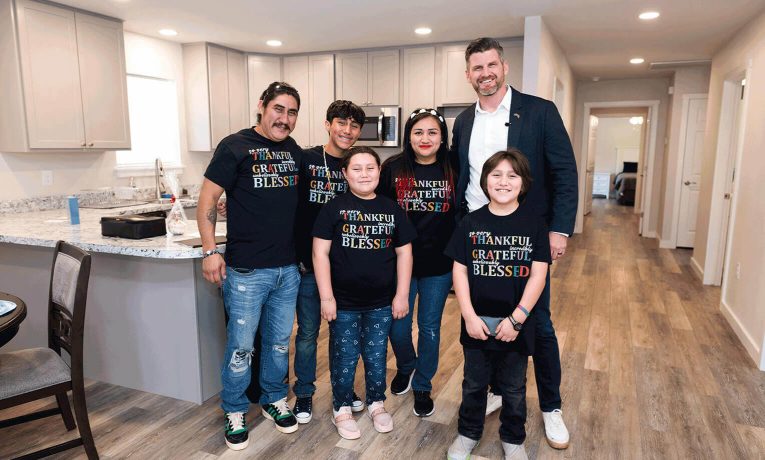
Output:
[88,143,94,147]
[81,142,86,147]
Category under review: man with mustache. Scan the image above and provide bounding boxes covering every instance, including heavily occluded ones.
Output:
[449,38,578,456]
[198,82,304,450]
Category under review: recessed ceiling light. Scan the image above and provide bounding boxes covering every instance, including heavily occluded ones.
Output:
[639,11,660,20]
[630,57,645,64]
[159,29,177,36]
[415,27,432,35]
[266,39,282,47]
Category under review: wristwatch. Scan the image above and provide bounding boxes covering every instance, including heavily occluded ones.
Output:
[202,248,222,259]
[508,315,523,331]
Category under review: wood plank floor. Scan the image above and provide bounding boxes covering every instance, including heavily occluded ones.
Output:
[2,199,764,459]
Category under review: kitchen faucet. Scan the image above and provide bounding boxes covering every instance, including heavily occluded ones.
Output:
[155,158,166,200]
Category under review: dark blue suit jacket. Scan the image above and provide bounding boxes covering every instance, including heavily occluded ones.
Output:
[451,86,578,235]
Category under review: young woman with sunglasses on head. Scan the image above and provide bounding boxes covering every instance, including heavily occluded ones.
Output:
[378,108,458,417]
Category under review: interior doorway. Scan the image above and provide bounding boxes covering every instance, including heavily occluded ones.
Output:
[577,101,659,236]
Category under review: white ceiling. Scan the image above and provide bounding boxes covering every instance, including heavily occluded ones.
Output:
[57,0,765,80]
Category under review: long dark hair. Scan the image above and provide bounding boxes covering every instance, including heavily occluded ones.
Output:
[381,108,456,210]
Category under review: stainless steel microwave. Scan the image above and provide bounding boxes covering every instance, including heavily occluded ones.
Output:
[356,106,400,147]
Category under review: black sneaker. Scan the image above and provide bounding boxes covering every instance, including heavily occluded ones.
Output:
[293,396,312,424]
[261,397,299,433]
[413,390,435,417]
[351,392,365,413]
[224,411,249,450]
[391,371,413,395]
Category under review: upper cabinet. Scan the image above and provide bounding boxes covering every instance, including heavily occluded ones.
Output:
[183,43,248,151]
[0,0,130,151]
[282,54,335,147]
[335,50,399,106]
[247,55,282,127]
[402,47,436,120]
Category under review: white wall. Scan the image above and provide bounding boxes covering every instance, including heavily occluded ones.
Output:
[0,32,211,201]
[659,66,711,244]
[692,11,765,368]
[522,16,576,134]
[593,117,641,174]
[572,77,671,235]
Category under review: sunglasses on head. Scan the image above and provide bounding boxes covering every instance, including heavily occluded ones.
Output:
[409,108,444,123]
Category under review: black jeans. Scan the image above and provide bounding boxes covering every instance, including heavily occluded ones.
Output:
[490,272,562,412]
[458,348,528,444]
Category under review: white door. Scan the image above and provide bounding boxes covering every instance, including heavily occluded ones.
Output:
[584,115,597,215]
[676,97,707,247]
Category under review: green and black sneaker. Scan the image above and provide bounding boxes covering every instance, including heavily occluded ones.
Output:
[224,411,249,450]
[261,397,299,433]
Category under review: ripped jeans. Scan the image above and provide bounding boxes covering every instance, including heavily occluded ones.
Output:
[220,264,299,413]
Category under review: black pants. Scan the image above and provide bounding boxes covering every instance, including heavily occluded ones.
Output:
[458,348,528,444]
[490,272,562,411]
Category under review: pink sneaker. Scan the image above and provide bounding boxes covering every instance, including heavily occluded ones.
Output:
[332,406,361,440]
[368,401,393,433]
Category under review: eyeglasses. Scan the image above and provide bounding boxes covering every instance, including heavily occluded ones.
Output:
[409,108,444,123]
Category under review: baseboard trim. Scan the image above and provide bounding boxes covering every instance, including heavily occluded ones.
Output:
[659,238,676,249]
[689,256,703,281]
[643,230,658,238]
[720,299,761,368]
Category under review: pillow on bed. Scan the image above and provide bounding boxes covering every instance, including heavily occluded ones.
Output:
[623,162,638,173]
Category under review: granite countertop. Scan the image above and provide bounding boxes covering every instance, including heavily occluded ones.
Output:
[0,200,227,259]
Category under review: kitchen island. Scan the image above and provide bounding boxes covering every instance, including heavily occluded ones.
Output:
[0,202,227,404]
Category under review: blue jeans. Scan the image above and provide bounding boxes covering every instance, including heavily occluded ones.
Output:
[293,273,321,397]
[389,272,452,392]
[329,306,392,410]
[220,264,300,412]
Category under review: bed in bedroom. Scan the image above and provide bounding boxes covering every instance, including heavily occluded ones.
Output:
[613,162,638,206]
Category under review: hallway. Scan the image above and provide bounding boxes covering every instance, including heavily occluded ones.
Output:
[1,199,764,459]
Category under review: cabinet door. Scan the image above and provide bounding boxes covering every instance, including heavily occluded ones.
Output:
[440,45,474,105]
[335,52,367,106]
[227,50,248,133]
[282,56,310,147]
[308,54,334,147]
[402,47,435,122]
[16,0,84,148]
[368,49,399,106]
[75,12,130,149]
[207,46,230,148]
[247,55,281,127]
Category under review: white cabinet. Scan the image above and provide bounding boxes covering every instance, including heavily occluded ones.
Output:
[183,43,248,151]
[0,0,130,151]
[247,55,282,127]
[402,47,436,122]
[282,54,335,147]
[336,50,399,106]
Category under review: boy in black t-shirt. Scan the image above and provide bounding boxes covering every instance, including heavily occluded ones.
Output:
[197,82,303,450]
[445,150,551,460]
[292,100,366,423]
[313,147,416,440]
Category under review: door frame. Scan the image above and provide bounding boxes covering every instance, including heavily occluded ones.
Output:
[667,93,708,248]
[576,100,660,235]
[703,67,750,286]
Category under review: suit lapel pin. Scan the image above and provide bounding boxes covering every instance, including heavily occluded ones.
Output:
[513,113,520,119]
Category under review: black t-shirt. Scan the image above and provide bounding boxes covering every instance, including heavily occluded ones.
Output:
[445,205,551,353]
[378,157,456,277]
[204,128,302,269]
[295,146,348,271]
[312,192,417,311]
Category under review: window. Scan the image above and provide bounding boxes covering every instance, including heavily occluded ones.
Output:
[116,75,181,174]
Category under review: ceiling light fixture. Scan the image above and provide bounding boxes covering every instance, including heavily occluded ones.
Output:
[630,57,645,64]
[266,39,282,47]
[639,11,660,20]
[159,29,177,36]
[415,27,432,35]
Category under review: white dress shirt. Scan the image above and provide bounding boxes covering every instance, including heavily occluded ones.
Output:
[465,86,512,212]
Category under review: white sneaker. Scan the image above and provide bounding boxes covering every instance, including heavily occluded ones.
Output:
[447,434,478,460]
[485,391,502,416]
[502,442,529,460]
[542,409,570,449]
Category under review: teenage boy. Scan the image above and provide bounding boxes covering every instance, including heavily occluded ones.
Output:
[451,38,578,449]
[198,82,303,450]
[292,100,366,423]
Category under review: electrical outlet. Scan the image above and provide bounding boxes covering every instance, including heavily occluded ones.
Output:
[41,170,53,186]
[735,262,741,280]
